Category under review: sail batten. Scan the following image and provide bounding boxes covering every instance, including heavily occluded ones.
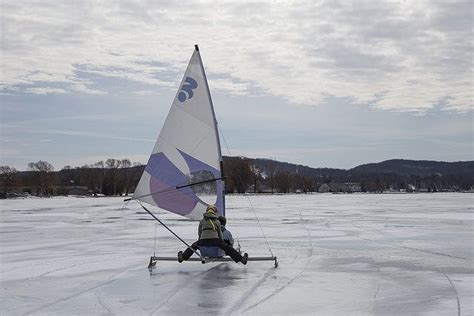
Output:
[133,46,224,220]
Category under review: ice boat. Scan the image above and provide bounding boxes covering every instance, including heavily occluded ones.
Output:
[126,45,277,268]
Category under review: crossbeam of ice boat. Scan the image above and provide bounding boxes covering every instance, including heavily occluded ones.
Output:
[148,255,279,268]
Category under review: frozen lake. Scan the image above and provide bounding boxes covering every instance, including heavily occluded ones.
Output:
[1,193,473,315]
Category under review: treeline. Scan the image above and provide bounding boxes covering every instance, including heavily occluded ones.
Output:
[223,156,314,193]
[251,158,474,193]
[224,157,474,193]
[1,157,316,197]
[1,157,473,198]
[0,159,144,197]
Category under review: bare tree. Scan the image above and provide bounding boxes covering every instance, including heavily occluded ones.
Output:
[223,157,252,193]
[0,166,18,198]
[28,161,54,195]
[274,171,291,193]
[250,164,261,193]
[28,161,54,172]
[265,161,278,194]
[293,174,314,193]
[120,159,132,195]
[301,176,314,193]
[130,162,145,193]
[79,164,96,191]
[105,158,121,195]
[94,160,105,194]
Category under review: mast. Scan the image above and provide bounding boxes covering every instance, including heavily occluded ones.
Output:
[194,44,226,216]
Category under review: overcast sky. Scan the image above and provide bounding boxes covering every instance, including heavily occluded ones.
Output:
[1,0,473,170]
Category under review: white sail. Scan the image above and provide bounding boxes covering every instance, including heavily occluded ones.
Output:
[133,45,224,220]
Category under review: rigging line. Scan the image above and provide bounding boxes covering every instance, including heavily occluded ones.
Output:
[217,123,241,242]
[247,195,274,257]
[218,123,273,255]
[137,201,204,260]
[124,177,226,202]
[153,223,158,257]
[217,123,232,157]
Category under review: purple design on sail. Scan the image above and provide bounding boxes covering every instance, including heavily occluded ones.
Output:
[145,151,223,216]
[178,150,224,216]
[145,153,197,216]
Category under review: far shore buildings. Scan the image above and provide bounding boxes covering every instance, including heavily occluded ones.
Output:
[8,185,91,197]
[318,182,361,193]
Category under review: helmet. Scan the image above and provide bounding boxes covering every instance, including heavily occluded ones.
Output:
[206,204,217,214]
[218,216,226,226]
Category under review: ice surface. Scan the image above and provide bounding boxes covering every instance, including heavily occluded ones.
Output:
[1,193,473,315]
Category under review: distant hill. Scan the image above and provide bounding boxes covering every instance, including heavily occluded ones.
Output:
[231,157,474,191]
[349,159,474,177]
[248,158,348,178]
[240,157,473,178]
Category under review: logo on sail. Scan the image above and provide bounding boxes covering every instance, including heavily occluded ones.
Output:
[178,77,198,102]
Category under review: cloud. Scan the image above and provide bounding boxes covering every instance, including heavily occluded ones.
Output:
[133,90,155,95]
[70,82,106,95]
[3,123,155,143]
[1,0,472,112]
[24,87,66,95]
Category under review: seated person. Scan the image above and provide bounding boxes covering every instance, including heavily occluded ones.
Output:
[178,205,247,264]
[218,216,234,247]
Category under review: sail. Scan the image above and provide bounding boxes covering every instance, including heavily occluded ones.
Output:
[133,45,224,220]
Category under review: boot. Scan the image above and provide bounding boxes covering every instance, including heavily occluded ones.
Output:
[241,253,248,265]
[177,251,184,263]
